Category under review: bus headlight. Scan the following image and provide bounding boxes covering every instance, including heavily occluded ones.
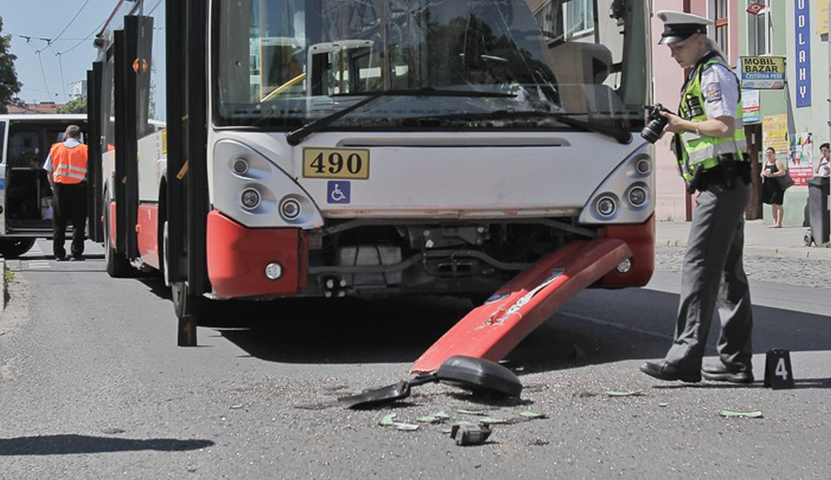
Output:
[280,198,301,220]
[233,159,249,175]
[265,262,282,280]
[616,258,632,274]
[636,158,651,175]
[596,195,617,218]
[241,188,261,210]
[627,186,648,207]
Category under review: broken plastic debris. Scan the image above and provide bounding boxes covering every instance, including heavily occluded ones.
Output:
[719,410,763,418]
[451,424,492,446]
[431,411,451,419]
[658,402,668,407]
[393,422,420,431]
[417,416,440,423]
[379,413,397,426]
[519,411,547,419]
[453,419,474,426]
[456,409,487,416]
[480,416,508,425]
[606,390,644,397]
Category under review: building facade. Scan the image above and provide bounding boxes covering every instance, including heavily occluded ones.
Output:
[740,0,830,227]
[651,0,830,228]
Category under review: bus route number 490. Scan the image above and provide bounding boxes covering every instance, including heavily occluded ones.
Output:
[303,148,370,180]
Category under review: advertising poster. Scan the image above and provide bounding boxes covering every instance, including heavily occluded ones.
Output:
[740,56,786,89]
[819,0,829,36]
[742,90,760,124]
[789,132,815,186]
[762,113,789,154]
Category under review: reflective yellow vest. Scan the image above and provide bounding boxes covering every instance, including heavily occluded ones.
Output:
[675,54,748,182]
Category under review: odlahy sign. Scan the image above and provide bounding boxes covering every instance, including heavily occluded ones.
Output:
[795,0,811,107]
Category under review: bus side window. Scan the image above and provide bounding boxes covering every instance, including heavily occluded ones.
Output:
[0,122,5,164]
[8,130,41,168]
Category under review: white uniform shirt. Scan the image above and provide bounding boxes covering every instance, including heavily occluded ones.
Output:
[699,61,741,122]
[818,156,831,177]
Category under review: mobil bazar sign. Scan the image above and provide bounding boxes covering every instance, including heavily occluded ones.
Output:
[739,56,786,89]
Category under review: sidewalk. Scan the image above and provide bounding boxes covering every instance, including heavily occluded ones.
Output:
[656,219,831,260]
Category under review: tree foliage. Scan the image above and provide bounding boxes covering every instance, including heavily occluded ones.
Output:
[58,96,87,114]
[0,16,22,114]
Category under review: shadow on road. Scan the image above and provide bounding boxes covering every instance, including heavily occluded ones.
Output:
[0,434,214,455]
[134,276,831,373]
[216,296,473,364]
[652,377,831,390]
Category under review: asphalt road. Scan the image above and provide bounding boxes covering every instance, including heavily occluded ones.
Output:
[1,240,830,479]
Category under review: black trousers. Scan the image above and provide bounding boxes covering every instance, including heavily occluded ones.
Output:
[53,182,87,258]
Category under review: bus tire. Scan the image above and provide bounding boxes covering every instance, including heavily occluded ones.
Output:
[0,238,36,259]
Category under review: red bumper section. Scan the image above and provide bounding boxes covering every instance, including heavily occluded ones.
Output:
[206,211,307,299]
[411,238,632,374]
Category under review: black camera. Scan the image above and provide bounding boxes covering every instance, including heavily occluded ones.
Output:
[641,104,669,144]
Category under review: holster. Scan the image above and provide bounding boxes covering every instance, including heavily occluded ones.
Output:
[688,167,704,194]
[718,155,737,189]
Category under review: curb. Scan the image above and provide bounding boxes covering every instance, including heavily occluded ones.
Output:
[1,259,5,316]
[657,240,831,261]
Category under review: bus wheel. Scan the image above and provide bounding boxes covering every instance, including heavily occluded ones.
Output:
[103,198,134,278]
[0,238,36,259]
[172,280,198,346]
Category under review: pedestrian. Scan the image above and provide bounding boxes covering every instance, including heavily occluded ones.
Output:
[761,146,787,227]
[45,125,88,261]
[817,142,831,177]
[639,11,754,384]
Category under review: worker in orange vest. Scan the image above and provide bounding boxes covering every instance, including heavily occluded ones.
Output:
[45,125,89,261]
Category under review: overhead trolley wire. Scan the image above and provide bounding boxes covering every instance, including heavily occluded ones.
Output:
[49,44,69,101]
[52,0,93,43]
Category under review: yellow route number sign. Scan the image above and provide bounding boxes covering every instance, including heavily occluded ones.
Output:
[303,148,370,179]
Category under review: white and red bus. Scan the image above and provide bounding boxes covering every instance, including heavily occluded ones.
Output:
[89,0,655,346]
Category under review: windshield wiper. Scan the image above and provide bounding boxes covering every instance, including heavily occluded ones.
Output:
[285,88,515,146]
[414,110,633,144]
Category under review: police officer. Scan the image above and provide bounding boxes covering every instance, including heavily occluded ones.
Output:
[639,11,754,384]
[45,125,88,261]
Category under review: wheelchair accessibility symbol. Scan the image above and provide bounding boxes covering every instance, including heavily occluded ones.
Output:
[327,181,351,204]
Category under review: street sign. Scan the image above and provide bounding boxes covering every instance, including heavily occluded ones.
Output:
[746,2,765,15]
[740,56,786,90]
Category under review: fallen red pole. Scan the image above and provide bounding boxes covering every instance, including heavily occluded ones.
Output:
[411,238,632,374]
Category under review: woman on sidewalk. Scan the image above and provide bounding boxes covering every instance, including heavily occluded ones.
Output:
[761,147,786,228]
[817,142,831,177]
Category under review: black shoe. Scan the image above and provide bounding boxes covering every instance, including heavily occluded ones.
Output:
[639,361,701,383]
[55,255,68,262]
[701,363,754,384]
[69,256,85,262]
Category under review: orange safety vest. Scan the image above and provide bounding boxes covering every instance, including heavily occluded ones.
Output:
[50,141,89,184]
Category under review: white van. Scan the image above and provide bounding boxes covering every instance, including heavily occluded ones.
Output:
[0,114,87,258]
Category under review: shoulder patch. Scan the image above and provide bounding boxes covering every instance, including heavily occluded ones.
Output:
[703,82,722,103]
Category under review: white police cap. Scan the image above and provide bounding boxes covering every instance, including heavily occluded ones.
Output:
[656,10,713,45]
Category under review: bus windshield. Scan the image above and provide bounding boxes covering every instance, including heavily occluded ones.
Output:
[215,0,649,132]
